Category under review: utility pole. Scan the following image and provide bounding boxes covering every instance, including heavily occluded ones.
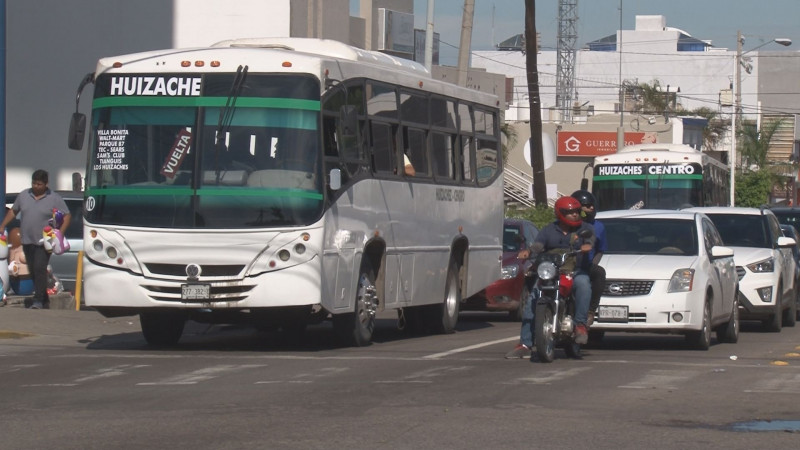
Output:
[424,0,435,71]
[555,0,578,123]
[525,0,547,206]
[456,0,474,87]
[731,30,742,206]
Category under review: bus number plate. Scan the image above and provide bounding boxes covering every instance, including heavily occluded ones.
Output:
[182,284,210,300]
[598,305,628,322]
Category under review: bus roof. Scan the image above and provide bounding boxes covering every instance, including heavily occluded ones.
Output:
[616,143,699,154]
[93,37,498,108]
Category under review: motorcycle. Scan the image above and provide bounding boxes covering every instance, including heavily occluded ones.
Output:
[528,231,591,363]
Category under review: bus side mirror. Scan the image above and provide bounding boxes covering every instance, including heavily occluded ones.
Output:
[580,177,588,191]
[329,168,342,191]
[68,112,86,150]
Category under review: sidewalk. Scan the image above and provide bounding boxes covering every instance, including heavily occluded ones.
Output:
[3,292,77,310]
[0,295,141,343]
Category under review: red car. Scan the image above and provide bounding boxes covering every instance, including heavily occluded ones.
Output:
[463,218,539,320]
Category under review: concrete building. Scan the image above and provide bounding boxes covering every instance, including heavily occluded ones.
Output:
[473,15,800,202]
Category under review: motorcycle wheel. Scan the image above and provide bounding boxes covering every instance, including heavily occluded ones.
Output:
[534,300,556,363]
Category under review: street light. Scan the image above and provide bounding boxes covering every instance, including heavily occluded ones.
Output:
[730,32,792,206]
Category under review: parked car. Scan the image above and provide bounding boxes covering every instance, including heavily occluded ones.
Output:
[5,191,84,294]
[592,210,738,349]
[462,218,538,320]
[685,206,797,331]
[771,206,800,234]
[779,224,800,321]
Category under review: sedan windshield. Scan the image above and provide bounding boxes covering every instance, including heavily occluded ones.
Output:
[603,218,698,255]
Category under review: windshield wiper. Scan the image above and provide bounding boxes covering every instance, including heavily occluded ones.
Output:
[213,64,249,184]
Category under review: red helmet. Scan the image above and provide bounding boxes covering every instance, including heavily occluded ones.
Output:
[554,196,583,227]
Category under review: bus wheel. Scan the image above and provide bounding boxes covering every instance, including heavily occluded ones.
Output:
[425,260,461,334]
[333,262,377,347]
[140,311,186,347]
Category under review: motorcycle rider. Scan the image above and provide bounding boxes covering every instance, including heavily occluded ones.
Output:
[505,196,595,359]
[571,189,607,326]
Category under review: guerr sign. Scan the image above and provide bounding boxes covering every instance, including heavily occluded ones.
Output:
[557,131,653,157]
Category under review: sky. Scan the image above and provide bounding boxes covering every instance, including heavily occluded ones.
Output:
[350,0,800,66]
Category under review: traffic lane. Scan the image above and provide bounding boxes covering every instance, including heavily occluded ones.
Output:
[2,323,800,449]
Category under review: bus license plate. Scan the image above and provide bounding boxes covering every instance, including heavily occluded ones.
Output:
[598,305,628,322]
[182,284,210,300]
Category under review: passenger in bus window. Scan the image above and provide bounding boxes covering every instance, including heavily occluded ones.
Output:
[403,152,416,177]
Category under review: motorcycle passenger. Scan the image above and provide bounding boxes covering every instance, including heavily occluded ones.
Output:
[505,196,595,359]
[571,189,607,326]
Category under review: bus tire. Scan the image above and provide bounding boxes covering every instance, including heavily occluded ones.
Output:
[333,261,377,347]
[140,311,186,347]
[425,260,461,334]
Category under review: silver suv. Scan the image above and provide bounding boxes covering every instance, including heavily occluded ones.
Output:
[686,207,797,331]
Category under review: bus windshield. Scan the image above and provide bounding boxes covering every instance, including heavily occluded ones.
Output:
[593,178,702,210]
[86,73,323,229]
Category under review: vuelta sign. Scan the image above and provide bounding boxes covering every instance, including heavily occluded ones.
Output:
[557,131,654,157]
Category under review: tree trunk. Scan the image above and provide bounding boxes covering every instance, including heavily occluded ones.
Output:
[525,0,547,206]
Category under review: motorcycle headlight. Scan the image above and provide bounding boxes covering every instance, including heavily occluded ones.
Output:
[747,258,774,273]
[500,264,519,280]
[537,261,557,281]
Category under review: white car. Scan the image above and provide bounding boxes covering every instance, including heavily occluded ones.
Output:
[685,207,797,331]
[593,210,739,349]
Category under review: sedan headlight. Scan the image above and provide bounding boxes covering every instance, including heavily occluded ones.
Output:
[500,264,519,280]
[537,261,557,281]
[668,268,694,292]
[747,258,774,273]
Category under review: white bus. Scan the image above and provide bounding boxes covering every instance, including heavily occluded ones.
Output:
[67,38,503,347]
[590,143,730,211]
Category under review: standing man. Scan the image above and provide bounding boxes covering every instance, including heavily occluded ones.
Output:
[571,190,607,325]
[0,170,71,309]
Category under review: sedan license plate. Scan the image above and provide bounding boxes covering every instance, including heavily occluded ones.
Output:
[598,305,628,322]
[181,284,210,300]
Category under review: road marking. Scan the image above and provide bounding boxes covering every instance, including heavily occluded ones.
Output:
[376,365,471,384]
[504,367,592,385]
[422,336,519,359]
[618,369,698,390]
[138,364,265,385]
[255,367,349,384]
[0,364,39,374]
[73,364,150,383]
[744,373,800,393]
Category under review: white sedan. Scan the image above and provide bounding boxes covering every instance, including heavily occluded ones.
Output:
[593,210,739,349]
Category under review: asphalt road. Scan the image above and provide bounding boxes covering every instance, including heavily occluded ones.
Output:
[1,307,800,449]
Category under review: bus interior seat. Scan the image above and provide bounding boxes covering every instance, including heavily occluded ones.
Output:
[203,170,249,186]
[247,170,315,190]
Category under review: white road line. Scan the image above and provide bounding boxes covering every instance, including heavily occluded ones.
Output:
[618,369,698,390]
[504,367,592,385]
[138,364,265,386]
[422,336,519,359]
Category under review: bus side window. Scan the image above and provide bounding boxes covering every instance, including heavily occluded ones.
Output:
[404,126,428,177]
[432,132,455,180]
[370,121,395,174]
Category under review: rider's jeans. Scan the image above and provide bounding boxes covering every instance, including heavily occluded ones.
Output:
[520,270,591,348]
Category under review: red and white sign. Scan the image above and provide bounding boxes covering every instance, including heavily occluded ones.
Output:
[557,131,656,157]
[160,129,193,178]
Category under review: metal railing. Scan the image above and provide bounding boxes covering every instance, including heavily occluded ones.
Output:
[502,162,560,208]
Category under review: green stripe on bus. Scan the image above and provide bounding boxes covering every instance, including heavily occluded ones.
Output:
[92,96,320,110]
[85,186,322,200]
[593,175,703,180]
